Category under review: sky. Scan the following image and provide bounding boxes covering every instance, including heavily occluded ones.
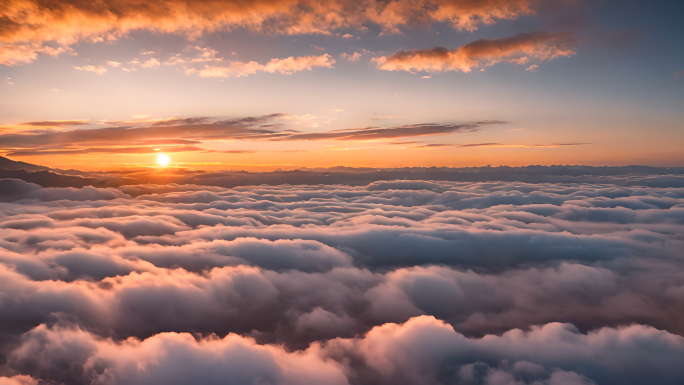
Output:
[0,0,683,170]
[2,2,684,384]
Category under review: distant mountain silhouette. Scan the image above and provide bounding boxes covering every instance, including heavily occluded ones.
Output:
[0,156,117,188]
[0,155,50,171]
[1,155,684,189]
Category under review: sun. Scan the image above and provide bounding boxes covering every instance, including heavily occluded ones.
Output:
[156,153,171,167]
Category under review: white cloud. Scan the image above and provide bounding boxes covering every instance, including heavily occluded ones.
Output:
[526,64,540,72]
[74,65,107,74]
[340,51,362,62]
[141,58,161,68]
[189,54,335,78]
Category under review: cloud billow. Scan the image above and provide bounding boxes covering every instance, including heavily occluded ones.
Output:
[0,174,683,384]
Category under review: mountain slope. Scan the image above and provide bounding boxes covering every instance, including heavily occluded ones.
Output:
[0,156,50,171]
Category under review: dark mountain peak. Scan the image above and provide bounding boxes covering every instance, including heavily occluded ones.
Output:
[0,156,50,171]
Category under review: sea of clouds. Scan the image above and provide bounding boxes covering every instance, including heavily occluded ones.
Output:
[1,175,683,385]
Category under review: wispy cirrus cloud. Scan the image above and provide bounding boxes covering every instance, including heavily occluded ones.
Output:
[0,115,504,156]
[6,145,208,157]
[272,122,492,141]
[0,115,584,158]
[19,120,90,127]
[413,142,589,149]
[374,31,576,73]
[0,114,287,150]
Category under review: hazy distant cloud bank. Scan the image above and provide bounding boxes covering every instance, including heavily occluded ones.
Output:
[0,176,683,384]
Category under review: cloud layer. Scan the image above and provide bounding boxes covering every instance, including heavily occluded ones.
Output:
[0,172,683,384]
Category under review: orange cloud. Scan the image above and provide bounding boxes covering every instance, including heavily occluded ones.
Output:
[0,43,48,66]
[374,31,576,73]
[369,0,534,33]
[0,0,542,65]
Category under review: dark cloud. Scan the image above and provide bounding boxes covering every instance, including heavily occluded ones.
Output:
[6,315,684,385]
[6,145,208,156]
[18,120,90,127]
[8,322,349,385]
[0,115,286,149]
[270,123,483,141]
[0,117,503,156]
[0,179,42,201]
[318,315,684,385]
[137,139,202,145]
[414,142,590,148]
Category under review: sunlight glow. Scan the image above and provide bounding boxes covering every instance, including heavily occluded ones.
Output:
[157,153,170,167]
